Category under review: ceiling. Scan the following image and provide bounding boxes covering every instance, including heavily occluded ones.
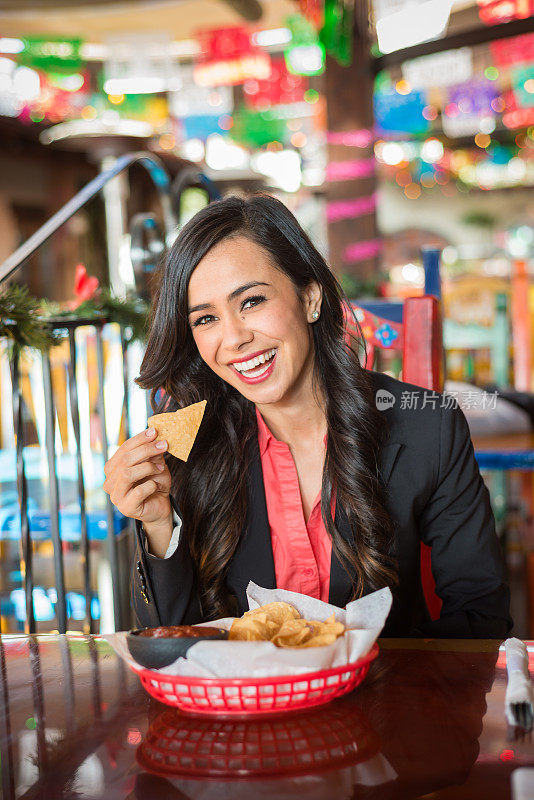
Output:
[0,0,297,41]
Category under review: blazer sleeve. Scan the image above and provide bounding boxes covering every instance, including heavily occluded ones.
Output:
[131,495,203,628]
[414,403,512,638]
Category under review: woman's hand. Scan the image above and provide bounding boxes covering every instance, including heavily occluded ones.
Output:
[103,427,173,554]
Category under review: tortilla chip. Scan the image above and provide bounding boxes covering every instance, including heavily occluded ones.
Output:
[148,400,207,462]
[244,602,300,626]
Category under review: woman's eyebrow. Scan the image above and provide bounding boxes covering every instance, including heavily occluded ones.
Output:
[188,282,270,315]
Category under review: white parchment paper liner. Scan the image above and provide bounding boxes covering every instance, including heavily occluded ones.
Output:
[104,582,392,679]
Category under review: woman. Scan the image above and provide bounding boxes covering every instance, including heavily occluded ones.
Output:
[103,194,511,637]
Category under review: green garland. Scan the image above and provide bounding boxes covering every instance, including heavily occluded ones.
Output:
[0,285,58,353]
[0,284,149,354]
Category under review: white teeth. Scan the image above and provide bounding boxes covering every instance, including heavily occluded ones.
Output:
[233,348,276,373]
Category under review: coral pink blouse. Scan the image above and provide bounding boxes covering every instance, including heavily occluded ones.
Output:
[256,409,334,603]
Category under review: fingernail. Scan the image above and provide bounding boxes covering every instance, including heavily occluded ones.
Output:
[155,462,164,471]
[146,427,155,437]
[155,440,167,450]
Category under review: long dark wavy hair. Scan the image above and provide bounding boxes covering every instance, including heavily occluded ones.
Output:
[137,194,398,619]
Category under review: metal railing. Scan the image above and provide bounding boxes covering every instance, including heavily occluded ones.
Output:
[0,152,176,285]
[0,152,219,634]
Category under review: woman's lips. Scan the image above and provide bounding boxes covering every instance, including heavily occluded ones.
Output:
[231,351,277,385]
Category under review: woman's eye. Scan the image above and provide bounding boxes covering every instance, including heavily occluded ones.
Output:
[193,314,215,327]
[192,295,265,327]
[242,295,266,311]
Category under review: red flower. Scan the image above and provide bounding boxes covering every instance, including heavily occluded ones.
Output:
[67,264,100,310]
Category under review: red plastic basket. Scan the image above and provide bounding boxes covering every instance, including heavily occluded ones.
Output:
[133,643,378,717]
[137,700,380,779]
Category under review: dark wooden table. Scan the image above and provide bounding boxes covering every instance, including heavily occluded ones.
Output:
[1,635,533,800]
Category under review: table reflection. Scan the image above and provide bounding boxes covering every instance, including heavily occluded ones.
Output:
[0,637,510,800]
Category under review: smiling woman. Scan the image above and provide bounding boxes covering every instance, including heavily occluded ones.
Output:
[103,194,511,639]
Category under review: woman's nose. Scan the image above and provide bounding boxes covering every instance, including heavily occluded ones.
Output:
[220,312,253,350]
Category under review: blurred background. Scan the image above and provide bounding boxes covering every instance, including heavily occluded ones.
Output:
[0,0,533,637]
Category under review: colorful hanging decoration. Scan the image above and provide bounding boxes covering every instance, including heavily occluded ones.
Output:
[442,78,498,137]
[320,0,353,67]
[297,0,323,28]
[103,33,179,95]
[374,87,430,135]
[18,37,83,72]
[477,0,534,24]
[284,14,325,76]
[194,27,271,87]
[243,57,307,110]
[490,32,534,68]
[21,69,91,123]
[169,65,233,117]
[402,48,473,90]
[230,106,287,148]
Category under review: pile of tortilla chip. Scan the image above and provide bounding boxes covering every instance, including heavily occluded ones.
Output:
[229,601,345,648]
[147,400,206,462]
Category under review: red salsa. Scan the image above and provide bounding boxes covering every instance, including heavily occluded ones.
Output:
[137,625,224,639]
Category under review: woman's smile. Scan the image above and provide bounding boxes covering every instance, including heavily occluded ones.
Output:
[230,348,278,383]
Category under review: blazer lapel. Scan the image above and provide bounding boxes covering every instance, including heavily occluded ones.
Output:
[328,440,403,606]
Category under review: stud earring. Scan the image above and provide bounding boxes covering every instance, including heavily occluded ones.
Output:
[311,310,319,320]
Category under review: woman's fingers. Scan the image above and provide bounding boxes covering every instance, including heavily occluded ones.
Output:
[124,478,159,518]
[104,428,167,477]
[104,427,154,475]
[106,460,165,500]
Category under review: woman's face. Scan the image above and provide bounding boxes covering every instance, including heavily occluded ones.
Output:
[187,235,322,407]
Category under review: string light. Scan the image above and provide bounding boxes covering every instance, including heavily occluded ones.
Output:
[395,170,411,187]
[108,94,124,105]
[484,66,499,81]
[304,89,319,103]
[474,133,491,148]
[81,105,97,120]
[395,79,411,95]
[287,119,302,131]
[404,183,421,199]
[422,105,437,121]
[158,133,176,150]
[291,131,307,148]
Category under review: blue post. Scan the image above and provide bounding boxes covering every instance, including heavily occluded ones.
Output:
[422,247,441,299]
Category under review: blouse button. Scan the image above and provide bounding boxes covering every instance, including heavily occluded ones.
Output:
[303,567,315,577]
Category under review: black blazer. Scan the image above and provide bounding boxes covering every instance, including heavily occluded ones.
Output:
[132,371,512,638]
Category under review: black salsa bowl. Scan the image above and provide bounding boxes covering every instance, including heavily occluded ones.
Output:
[127,625,229,670]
